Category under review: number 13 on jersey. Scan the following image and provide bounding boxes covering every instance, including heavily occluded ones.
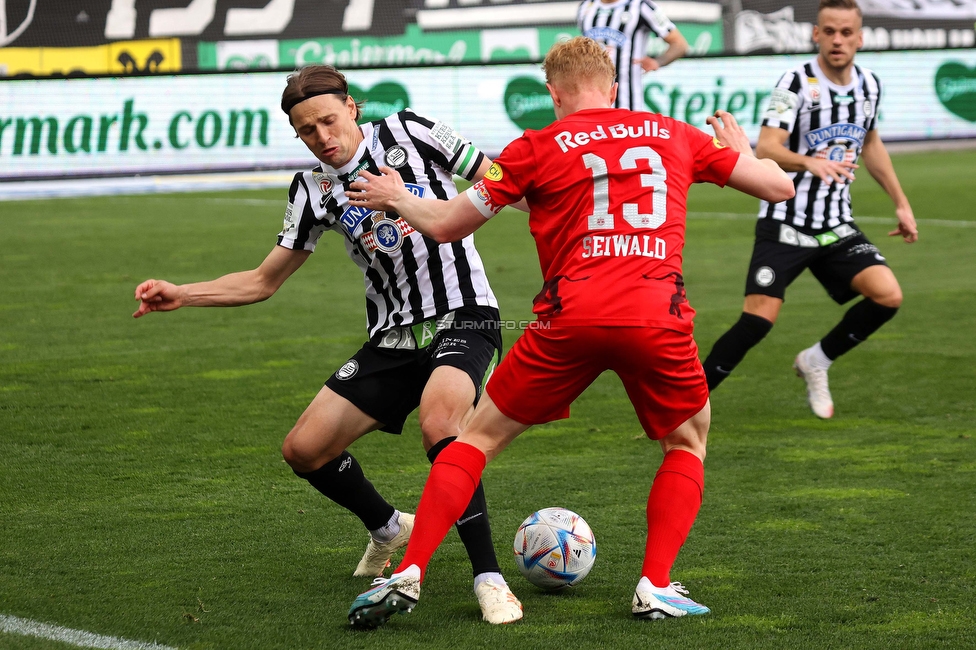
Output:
[581,145,669,260]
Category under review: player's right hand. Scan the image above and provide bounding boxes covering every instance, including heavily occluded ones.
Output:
[806,157,858,184]
[132,279,183,318]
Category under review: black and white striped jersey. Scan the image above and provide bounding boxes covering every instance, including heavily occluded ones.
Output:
[759,57,882,234]
[577,0,675,111]
[277,110,497,338]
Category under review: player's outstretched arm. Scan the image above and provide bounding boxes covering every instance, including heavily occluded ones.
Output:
[349,168,488,242]
[132,246,310,318]
[707,111,794,203]
[860,130,918,243]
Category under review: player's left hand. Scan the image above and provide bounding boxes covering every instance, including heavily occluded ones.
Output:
[890,205,918,243]
[638,56,660,72]
[707,110,752,156]
[347,167,406,211]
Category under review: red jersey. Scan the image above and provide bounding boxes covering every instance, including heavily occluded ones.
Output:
[466,108,739,332]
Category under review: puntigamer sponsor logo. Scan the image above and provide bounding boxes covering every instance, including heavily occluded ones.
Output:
[0,99,269,157]
[804,124,867,148]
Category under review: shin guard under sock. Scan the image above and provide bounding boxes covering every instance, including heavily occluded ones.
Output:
[397,442,486,581]
[427,437,500,577]
[702,312,773,390]
[820,298,899,360]
[642,449,705,588]
[294,451,394,531]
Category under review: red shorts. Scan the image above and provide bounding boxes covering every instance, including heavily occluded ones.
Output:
[486,325,708,440]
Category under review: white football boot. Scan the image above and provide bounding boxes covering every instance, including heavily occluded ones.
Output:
[793,347,834,419]
[474,578,523,624]
[632,578,710,619]
[354,512,415,577]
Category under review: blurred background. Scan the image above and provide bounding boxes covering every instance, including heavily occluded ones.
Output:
[1,0,974,198]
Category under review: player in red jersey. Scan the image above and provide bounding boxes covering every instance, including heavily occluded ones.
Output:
[345,36,794,627]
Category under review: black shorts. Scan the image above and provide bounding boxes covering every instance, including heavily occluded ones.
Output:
[744,220,890,304]
[324,306,502,434]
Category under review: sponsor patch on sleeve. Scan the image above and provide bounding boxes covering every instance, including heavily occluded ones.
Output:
[763,87,799,124]
[484,162,504,182]
[465,180,504,218]
[280,202,297,237]
[430,120,463,154]
[711,137,726,149]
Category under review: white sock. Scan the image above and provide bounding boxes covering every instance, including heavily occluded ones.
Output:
[638,576,669,591]
[392,564,421,580]
[369,510,401,543]
[474,572,506,590]
[807,342,833,370]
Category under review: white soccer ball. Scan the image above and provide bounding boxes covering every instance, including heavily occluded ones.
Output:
[513,507,596,590]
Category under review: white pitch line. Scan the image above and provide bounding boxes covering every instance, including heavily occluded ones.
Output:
[0,614,177,650]
[687,211,976,228]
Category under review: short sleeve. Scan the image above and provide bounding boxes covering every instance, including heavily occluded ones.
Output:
[401,110,486,181]
[277,172,327,252]
[686,126,740,187]
[761,70,803,133]
[464,137,534,219]
[639,0,675,38]
[868,73,882,131]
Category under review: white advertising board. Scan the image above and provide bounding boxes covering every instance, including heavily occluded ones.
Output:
[1,49,974,195]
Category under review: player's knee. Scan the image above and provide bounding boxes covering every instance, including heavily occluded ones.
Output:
[281,427,340,472]
[419,411,462,449]
[874,286,902,309]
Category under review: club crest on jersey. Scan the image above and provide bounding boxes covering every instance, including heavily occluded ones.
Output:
[863,99,874,117]
[808,77,821,105]
[371,213,405,253]
[384,145,408,169]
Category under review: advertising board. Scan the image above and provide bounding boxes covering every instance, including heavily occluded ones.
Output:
[1,49,974,190]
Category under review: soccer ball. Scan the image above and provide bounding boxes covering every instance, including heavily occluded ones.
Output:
[513,507,596,590]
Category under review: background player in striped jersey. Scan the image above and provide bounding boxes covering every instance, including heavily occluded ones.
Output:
[132,65,523,624]
[344,36,792,626]
[578,0,688,111]
[701,0,917,419]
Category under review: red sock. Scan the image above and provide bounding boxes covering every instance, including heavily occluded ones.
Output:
[642,449,704,588]
[395,441,486,581]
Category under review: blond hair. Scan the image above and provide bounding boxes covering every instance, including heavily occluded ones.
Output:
[543,37,615,94]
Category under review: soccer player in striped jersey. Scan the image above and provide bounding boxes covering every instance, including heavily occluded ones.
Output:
[132,65,523,624]
[577,0,688,111]
[701,0,917,419]
[345,36,792,627]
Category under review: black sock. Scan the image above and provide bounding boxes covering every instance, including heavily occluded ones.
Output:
[820,298,899,360]
[702,312,774,390]
[428,437,501,577]
[294,452,395,531]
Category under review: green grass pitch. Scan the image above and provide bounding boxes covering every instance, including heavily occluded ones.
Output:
[1,149,974,649]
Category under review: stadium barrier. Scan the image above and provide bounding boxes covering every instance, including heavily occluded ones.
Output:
[1,49,974,198]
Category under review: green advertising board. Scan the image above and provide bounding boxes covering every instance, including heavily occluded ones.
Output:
[198,22,723,71]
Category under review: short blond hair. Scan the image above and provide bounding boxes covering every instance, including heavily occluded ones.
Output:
[543,37,615,94]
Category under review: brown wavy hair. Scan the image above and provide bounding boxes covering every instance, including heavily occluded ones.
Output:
[280,65,364,123]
